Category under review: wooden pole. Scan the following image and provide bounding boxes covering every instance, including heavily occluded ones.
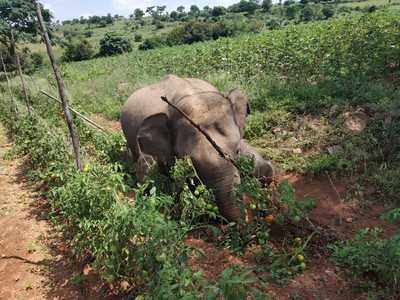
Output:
[10,29,31,116]
[160,96,238,169]
[40,90,108,133]
[34,1,83,171]
[0,52,18,115]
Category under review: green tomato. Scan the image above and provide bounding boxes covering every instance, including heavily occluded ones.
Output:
[293,215,301,223]
[250,204,257,210]
[297,254,305,262]
[299,262,306,270]
[194,190,200,196]
[206,204,214,210]
[156,253,166,263]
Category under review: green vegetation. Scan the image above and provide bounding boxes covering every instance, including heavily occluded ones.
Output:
[330,228,400,294]
[62,38,95,62]
[1,2,399,298]
[99,32,132,56]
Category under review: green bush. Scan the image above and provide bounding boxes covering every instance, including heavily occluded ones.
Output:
[330,228,400,292]
[0,45,42,75]
[30,52,44,69]
[62,39,95,62]
[140,19,251,51]
[84,30,94,38]
[139,36,165,50]
[99,32,132,56]
[154,20,165,29]
[134,33,142,42]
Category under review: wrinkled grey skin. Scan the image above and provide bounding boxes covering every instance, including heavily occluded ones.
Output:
[121,74,271,221]
[238,140,274,183]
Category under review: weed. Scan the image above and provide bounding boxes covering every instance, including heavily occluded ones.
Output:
[330,228,400,293]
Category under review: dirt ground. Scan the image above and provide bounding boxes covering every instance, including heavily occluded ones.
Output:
[187,173,397,300]
[0,126,117,300]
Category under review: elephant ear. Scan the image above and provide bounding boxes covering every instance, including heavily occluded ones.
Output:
[227,88,250,137]
[137,113,172,166]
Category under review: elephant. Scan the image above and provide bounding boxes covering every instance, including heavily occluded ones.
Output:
[238,140,274,186]
[121,74,273,221]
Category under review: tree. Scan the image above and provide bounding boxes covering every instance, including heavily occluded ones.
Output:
[170,11,179,21]
[261,0,273,12]
[322,6,334,19]
[283,0,295,5]
[229,0,259,14]
[202,6,211,17]
[99,32,132,56]
[0,0,51,116]
[105,13,114,25]
[189,5,200,17]
[176,6,187,20]
[285,4,298,19]
[62,39,94,62]
[134,8,144,21]
[177,6,185,13]
[211,6,227,17]
[146,6,155,16]
[301,4,315,21]
[156,5,166,14]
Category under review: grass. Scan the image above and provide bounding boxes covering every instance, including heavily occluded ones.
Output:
[339,0,400,7]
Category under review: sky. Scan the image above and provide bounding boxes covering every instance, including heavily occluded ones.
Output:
[42,0,240,21]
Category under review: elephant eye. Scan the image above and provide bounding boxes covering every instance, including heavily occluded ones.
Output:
[214,122,225,135]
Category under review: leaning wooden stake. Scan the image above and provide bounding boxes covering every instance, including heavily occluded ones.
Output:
[35,1,83,171]
[40,90,108,133]
[10,30,31,116]
[160,96,238,169]
[0,52,18,115]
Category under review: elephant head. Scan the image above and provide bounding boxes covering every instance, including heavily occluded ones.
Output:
[136,88,249,221]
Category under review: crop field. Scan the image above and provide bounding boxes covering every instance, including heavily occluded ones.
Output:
[339,0,400,8]
[1,7,400,300]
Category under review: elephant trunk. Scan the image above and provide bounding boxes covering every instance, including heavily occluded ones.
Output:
[207,165,242,222]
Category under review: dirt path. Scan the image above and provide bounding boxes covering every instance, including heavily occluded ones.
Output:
[0,126,111,300]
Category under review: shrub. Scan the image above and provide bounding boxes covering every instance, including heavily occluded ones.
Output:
[266,18,281,30]
[84,30,94,38]
[322,6,334,19]
[30,52,44,70]
[62,39,95,62]
[229,0,260,14]
[140,20,238,51]
[139,36,165,50]
[99,32,132,56]
[154,20,165,29]
[367,5,377,13]
[134,33,142,42]
[211,6,227,17]
[62,28,79,40]
[330,228,400,292]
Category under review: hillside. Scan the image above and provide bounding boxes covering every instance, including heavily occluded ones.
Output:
[1,4,400,300]
[21,0,400,60]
